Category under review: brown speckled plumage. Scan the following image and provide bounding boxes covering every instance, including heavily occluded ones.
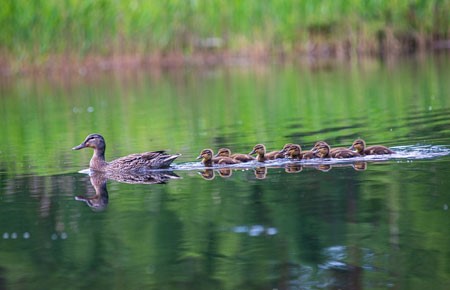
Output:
[197,149,240,167]
[215,148,255,162]
[73,134,180,173]
[249,144,285,162]
[350,139,394,155]
[284,144,302,160]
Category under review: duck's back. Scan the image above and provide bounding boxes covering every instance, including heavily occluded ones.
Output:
[109,151,179,172]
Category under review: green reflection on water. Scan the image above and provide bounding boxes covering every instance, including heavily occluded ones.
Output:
[0,55,450,289]
[0,55,449,175]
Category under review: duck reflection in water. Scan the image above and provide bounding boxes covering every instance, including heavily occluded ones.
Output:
[75,173,109,212]
[75,170,180,211]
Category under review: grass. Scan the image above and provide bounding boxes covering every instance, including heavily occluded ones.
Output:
[0,0,449,69]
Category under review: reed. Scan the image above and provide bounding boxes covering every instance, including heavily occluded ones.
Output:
[1,0,449,64]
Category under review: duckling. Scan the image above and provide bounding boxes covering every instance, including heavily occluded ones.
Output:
[196,149,240,167]
[249,144,284,162]
[274,143,294,158]
[350,139,395,155]
[311,141,331,158]
[284,144,302,160]
[72,134,180,173]
[215,148,255,162]
[313,141,359,159]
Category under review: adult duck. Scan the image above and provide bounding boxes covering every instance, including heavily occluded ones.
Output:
[350,139,394,155]
[72,134,180,173]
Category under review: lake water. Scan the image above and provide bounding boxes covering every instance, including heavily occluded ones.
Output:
[1,55,450,290]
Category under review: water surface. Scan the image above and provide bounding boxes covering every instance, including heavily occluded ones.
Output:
[1,55,450,290]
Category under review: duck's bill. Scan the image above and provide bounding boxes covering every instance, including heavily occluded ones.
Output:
[196,155,203,160]
[348,146,355,150]
[72,143,86,150]
[249,150,256,155]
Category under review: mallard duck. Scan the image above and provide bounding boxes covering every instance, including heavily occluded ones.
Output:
[350,139,394,155]
[249,144,284,162]
[72,134,180,173]
[284,144,302,160]
[196,149,240,167]
[215,148,255,162]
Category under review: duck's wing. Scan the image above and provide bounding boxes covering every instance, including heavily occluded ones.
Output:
[110,151,180,170]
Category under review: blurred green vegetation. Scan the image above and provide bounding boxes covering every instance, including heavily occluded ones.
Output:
[1,0,449,63]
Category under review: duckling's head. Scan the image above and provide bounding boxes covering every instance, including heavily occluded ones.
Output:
[312,141,330,158]
[196,149,214,162]
[350,139,366,153]
[285,144,301,158]
[249,144,266,156]
[215,148,231,158]
[73,134,105,151]
[279,143,294,155]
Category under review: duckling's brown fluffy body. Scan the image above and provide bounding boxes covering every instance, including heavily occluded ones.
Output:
[215,148,255,162]
[284,144,302,160]
[197,149,240,167]
[249,144,290,162]
[350,139,394,155]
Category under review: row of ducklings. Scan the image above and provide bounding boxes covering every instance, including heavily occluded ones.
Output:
[197,139,394,166]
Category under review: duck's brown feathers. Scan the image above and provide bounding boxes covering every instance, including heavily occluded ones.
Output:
[73,134,180,173]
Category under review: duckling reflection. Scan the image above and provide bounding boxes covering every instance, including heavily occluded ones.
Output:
[284,164,303,173]
[75,173,109,212]
[217,168,233,178]
[352,161,367,171]
[198,169,215,180]
[314,164,332,172]
[254,167,267,179]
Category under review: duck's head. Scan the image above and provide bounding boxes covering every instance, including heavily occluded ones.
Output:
[215,148,231,158]
[350,139,366,153]
[312,141,330,158]
[249,144,266,156]
[196,149,214,162]
[285,144,301,158]
[73,134,105,151]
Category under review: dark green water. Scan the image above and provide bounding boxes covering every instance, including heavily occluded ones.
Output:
[1,55,450,290]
